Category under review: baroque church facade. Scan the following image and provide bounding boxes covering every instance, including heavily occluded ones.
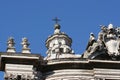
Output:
[0,19,120,80]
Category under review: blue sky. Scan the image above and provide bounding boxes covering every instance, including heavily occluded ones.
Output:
[0,0,120,79]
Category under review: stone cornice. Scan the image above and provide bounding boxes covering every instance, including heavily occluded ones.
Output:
[0,52,43,71]
[42,58,120,72]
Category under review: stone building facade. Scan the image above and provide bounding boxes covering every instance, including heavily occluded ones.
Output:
[0,21,120,80]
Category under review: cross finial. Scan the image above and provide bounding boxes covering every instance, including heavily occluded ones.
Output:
[52,17,61,24]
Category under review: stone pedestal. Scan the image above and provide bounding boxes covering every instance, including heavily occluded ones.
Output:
[22,48,31,53]
[7,47,16,53]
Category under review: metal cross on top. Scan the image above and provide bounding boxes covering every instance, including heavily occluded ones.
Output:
[52,17,61,24]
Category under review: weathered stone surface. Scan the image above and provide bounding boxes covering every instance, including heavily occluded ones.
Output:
[43,59,120,80]
[45,23,80,60]
[0,52,43,80]
[1,23,120,80]
[83,24,120,60]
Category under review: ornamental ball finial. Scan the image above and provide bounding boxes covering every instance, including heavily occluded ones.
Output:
[54,24,61,30]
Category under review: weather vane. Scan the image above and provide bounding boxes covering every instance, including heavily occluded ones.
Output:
[52,17,61,24]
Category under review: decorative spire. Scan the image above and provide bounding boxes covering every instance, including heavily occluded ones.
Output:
[52,17,61,34]
[7,37,16,53]
[45,18,74,60]
[21,37,31,53]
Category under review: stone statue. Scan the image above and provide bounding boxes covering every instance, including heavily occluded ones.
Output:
[105,24,120,56]
[84,30,107,58]
[83,24,120,59]
[46,37,73,59]
[45,48,52,60]
[99,25,107,42]
[60,44,72,53]
[86,33,96,52]
[53,42,61,58]
[106,24,117,40]
[83,33,97,58]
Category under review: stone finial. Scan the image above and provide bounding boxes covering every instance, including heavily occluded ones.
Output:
[7,37,16,53]
[21,37,30,49]
[108,23,114,29]
[52,17,61,34]
[54,24,61,34]
[21,37,31,53]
